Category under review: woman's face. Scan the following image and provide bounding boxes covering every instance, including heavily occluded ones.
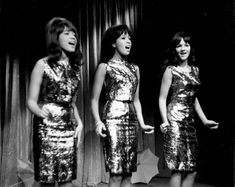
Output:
[175,38,191,62]
[113,32,132,57]
[58,27,77,53]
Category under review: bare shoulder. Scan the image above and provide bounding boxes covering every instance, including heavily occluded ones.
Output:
[194,66,199,72]
[98,62,107,69]
[134,64,139,71]
[95,63,107,77]
[34,58,46,69]
[129,63,139,73]
[31,58,46,75]
[97,62,107,73]
[165,66,172,74]
[162,66,173,80]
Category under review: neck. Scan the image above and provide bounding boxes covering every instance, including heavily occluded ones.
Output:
[60,50,70,60]
[111,52,126,62]
[178,61,189,67]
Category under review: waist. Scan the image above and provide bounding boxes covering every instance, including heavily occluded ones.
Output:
[106,92,135,102]
[39,101,72,108]
[107,99,134,103]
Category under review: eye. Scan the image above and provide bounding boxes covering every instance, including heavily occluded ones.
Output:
[176,44,182,48]
[63,31,69,35]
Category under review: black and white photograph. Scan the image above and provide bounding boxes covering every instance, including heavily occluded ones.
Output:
[0,0,234,187]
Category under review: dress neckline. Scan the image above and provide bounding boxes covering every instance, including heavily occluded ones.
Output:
[176,65,192,74]
[110,59,126,65]
[58,59,70,67]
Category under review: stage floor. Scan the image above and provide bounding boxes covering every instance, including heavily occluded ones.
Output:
[97,177,219,187]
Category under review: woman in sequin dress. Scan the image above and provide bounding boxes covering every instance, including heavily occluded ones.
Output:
[91,25,154,187]
[159,31,219,187]
[27,17,83,187]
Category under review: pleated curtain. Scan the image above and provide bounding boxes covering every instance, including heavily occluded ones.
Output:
[0,0,156,187]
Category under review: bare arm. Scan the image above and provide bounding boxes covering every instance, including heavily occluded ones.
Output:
[91,63,107,137]
[27,59,49,118]
[133,66,154,133]
[159,67,172,124]
[72,88,83,126]
[194,97,219,129]
[72,90,83,146]
[194,97,208,124]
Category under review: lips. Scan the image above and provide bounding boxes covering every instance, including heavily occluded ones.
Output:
[125,45,131,50]
[68,41,76,45]
[180,51,187,55]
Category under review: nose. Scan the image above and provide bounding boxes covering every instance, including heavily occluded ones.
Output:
[127,38,131,44]
[180,46,186,51]
[69,32,76,39]
[71,34,76,40]
[71,34,77,43]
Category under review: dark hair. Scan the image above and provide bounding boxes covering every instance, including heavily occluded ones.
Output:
[100,24,132,63]
[162,31,196,69]
[45,17,83,70]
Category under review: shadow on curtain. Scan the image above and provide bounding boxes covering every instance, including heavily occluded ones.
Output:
[0,0,155,187]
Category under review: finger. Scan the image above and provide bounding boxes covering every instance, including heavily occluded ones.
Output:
[211,126,219,129]
[100,133,107,137]
[41,113,48,118]
[75,128,80,137]
[42,108,50,114]
[100,128,107,137]
[102,125,107,131]
[144,130,154,134]
[96,128,102,136]
[74,129,78,136]
[95,129,100,136]
[210,125,219,129]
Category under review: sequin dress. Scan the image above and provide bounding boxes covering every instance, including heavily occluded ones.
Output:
[163,65,201,171]
[102,60,138,174]
[33,58,80,183]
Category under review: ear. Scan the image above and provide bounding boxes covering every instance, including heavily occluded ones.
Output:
[112,43,116,48]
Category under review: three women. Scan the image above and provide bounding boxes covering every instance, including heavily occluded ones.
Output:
[28,18,218,187]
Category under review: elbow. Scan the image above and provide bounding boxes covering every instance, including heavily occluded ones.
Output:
[90,97,95,106]
[91,95,99,104]
[27,98,37,112]
[27,98,32,110]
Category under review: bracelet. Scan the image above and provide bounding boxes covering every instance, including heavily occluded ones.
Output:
[95,121,103,127]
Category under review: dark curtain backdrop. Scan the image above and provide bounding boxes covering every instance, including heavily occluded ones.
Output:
[0,0,234,187]
[0,0,156,187]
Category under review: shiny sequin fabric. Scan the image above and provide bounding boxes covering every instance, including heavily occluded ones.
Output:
[164,65,201,171]
[102,60,138,174]
[33,58,80,183]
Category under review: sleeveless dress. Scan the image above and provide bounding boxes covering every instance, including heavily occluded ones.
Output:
[102,60,138,174]
[33,58,80,183]
[163,65,201,171]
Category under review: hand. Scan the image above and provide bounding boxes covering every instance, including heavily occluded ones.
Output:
[74,124,83,148]
[96,121,107,137]
[160,122,169,133]
[204,120,219,130]
[141,125,154,134]
[39,105,51,118]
